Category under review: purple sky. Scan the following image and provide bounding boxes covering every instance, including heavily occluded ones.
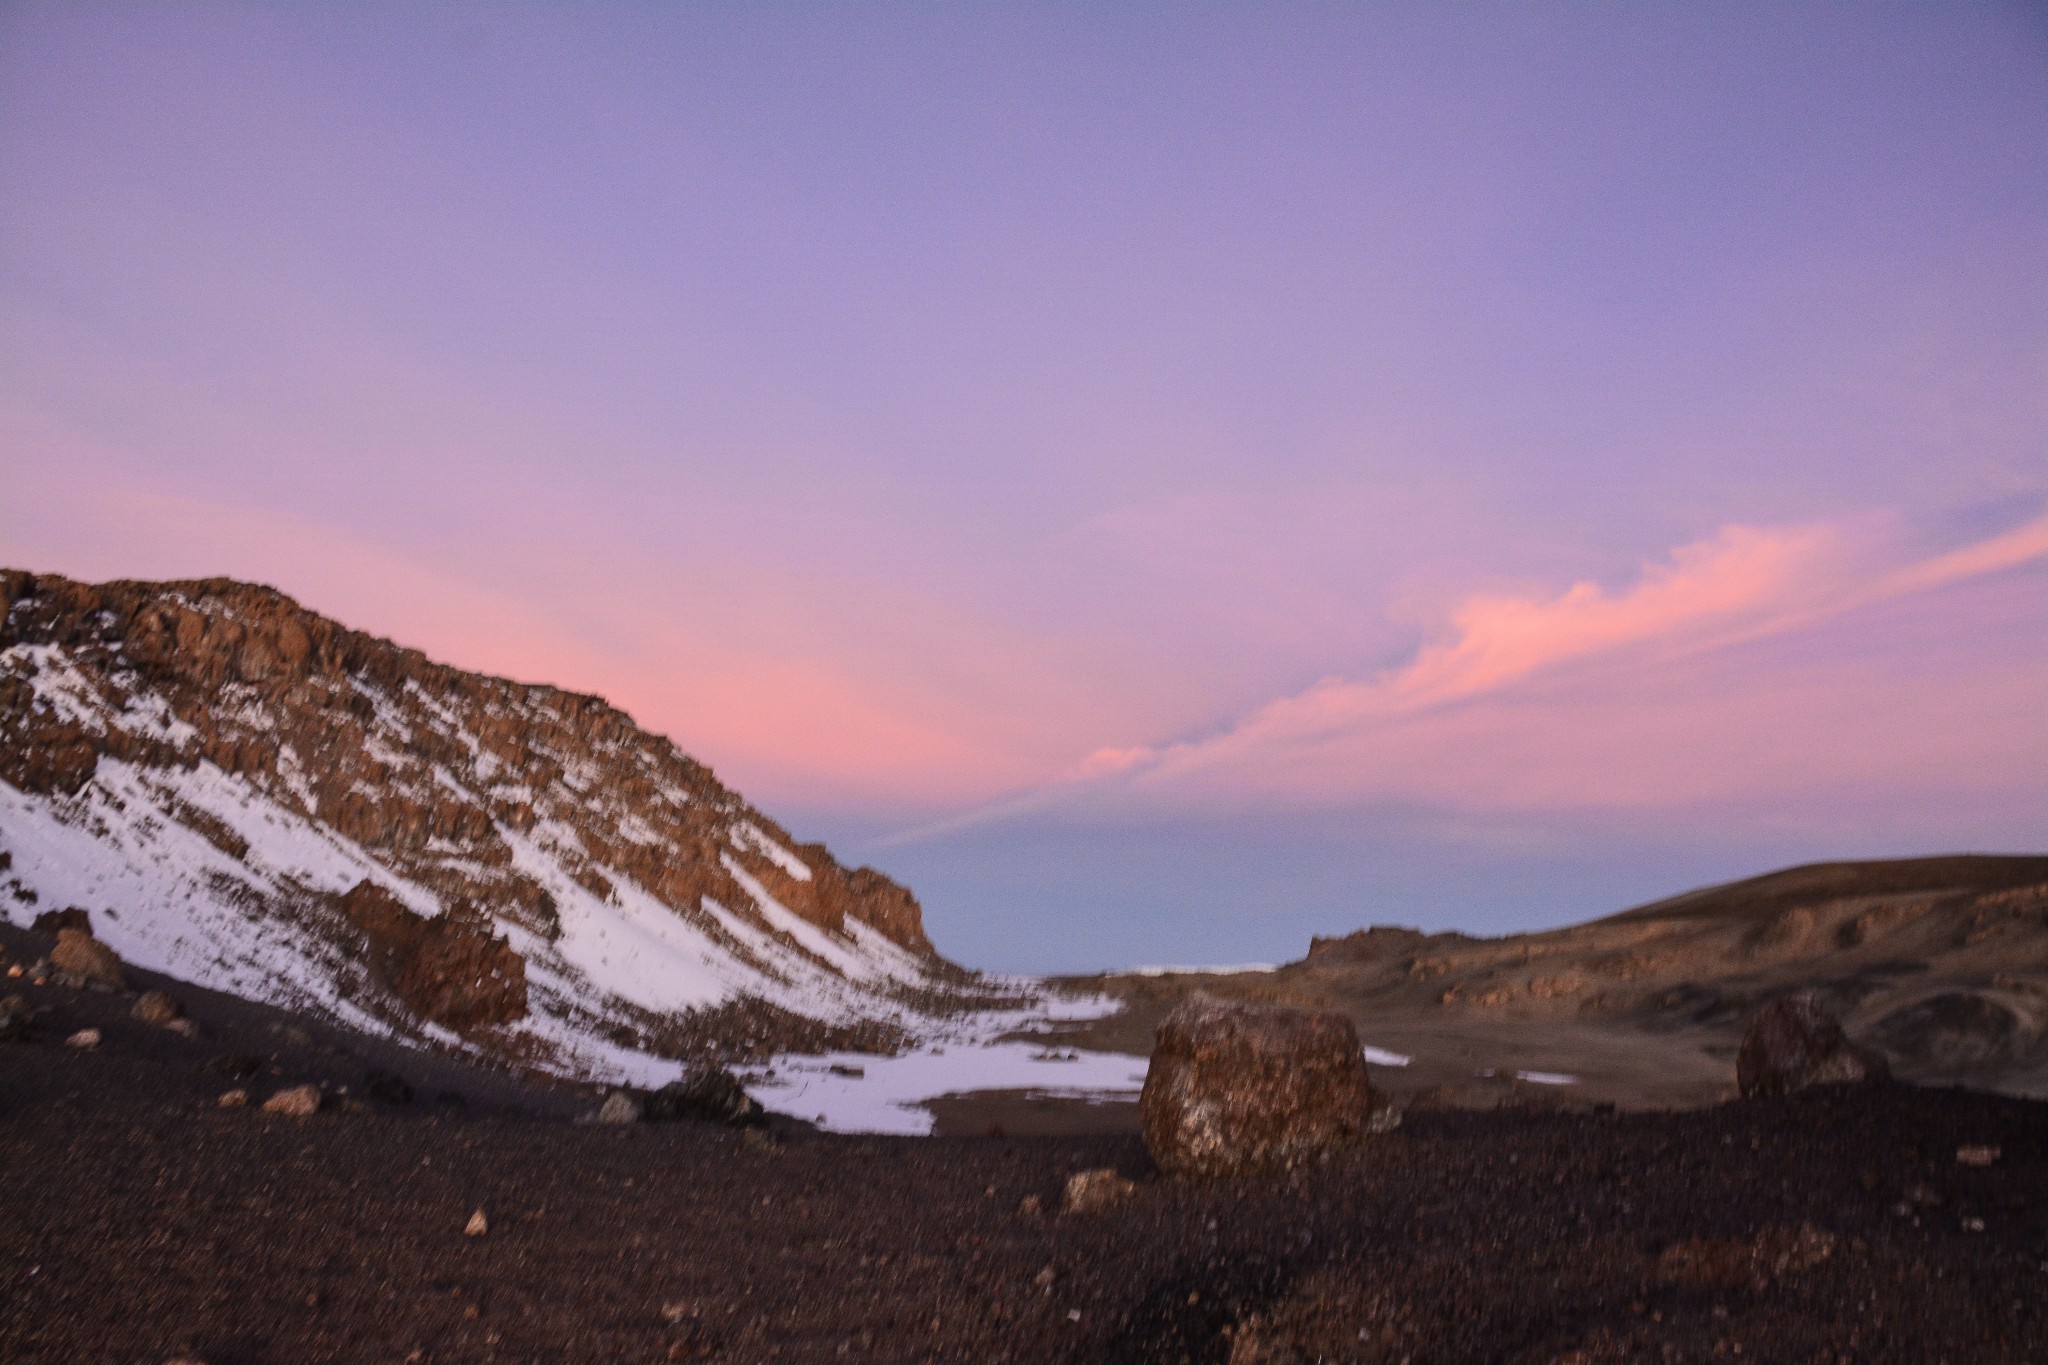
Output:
[3,3,2044,970]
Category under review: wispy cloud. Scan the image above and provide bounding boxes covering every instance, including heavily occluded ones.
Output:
[892,511,2048,840]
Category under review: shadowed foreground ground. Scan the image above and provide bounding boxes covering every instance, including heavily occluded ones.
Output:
[4,1015,2044,1364]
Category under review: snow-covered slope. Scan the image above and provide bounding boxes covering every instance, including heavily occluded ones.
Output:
[0,570,1013,1083]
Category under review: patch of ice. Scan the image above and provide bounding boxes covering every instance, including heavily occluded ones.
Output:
[748,1041,1152,1135]
[1515,1070,1579,1086]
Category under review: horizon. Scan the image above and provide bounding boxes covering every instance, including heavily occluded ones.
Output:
[4,3,2044,971]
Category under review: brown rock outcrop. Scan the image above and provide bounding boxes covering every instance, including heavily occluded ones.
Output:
[338,881,528,1031]
[1736,994,1890,1098]
[1140,993,1376,1178]
[50,928,126,990]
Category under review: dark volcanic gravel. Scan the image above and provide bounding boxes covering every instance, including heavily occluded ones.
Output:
[2,946,2045,1362]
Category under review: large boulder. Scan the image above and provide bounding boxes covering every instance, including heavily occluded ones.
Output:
[1736,994,1891,1098]
[49,928,126,990]
[1139,993,1376,1178]
[645,1066,766,1127]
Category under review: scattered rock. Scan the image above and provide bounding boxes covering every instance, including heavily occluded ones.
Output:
[464,1209,489,1237]
[593,1090,645,1124]
[65,1027,102,1049]
[217,1089,249,1109]
[1735,994,1890,1099]
[1657,1223,1836,1292]
[164,1017,201,1040]
[0,994,31,1042]
[644,1066,766,1127]
[262,1084,322,1117]
[1956,1144,2001,1168]
[132,989,185,1025]
[31,906,93,938]
[49,928,126,990]
[1139,993,1377,1178]
[1017,1194,1044,1218]
[1061,1168,1138,1214]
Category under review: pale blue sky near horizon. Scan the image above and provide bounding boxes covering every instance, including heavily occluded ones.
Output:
[3,2,2044,970]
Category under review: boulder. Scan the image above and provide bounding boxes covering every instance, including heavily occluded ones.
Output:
[645,1066,766,1127]
[1736,994,1890,1098]
[49,928,125,990]
[1139,993,1376,1178]
[132,990,185,1025]
[32,906,93,938]
[363,1069,415,1106]
[0,994,30,1042]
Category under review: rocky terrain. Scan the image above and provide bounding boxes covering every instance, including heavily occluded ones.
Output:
[0,569,1011,1090]
[1060,856,2048,1112]
[3,910,2043,1363]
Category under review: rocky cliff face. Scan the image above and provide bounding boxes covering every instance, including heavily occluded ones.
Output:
[0,569,982,1082]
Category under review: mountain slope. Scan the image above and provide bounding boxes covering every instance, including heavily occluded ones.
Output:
[0,569,1002,1083]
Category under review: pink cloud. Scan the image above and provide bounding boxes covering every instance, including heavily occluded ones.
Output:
[905,512,2048,834]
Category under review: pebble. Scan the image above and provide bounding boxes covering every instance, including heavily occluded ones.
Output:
[131,989,184,1025]
[594,1091,644,1124]
[465,1209,489,1237]
[165,1018,201,1040]
[65,1028,102,1049]
[1956,1145,2001,1168]
[1061,1167,1138,1215]
[262,1084,322,1117]
[218,1089,249,1109]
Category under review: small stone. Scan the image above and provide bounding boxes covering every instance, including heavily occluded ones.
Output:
[65,1027,102,1049]
[164,1018,201,1040]
[593,1090,644,1124]
[6,964,21,978]
[464,1209,489,1237]
[1957,1144,2001,1168]
[1017,1194,1043,1218]
[218,1089,249,1109]
[1061,1168,1138,1215]
[132,989,185,1025]
[262,1084,322,1117]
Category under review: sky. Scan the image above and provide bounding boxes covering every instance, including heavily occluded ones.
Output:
[2,2,2044,971]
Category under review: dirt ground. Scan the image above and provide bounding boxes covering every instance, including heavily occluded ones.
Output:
[4,937,2046,1363]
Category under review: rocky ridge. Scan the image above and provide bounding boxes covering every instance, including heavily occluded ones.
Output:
[1070,855,2048,1108]
[0,569,1002,1083]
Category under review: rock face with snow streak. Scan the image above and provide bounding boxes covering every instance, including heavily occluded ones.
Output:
[0,569,976,1083]
[1140,993,1375,1178]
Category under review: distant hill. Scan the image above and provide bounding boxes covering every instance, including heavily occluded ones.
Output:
[1069,855,2048,1108]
